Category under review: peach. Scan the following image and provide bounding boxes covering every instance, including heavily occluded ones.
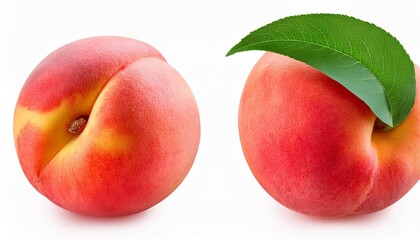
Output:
[239,52,420,217]
[13,36,200,217]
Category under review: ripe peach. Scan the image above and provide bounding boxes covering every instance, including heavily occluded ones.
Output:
[13,36,200,217]
[239,52,420,217]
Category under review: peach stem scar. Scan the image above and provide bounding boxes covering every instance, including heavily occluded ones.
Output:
[68,115,89,134]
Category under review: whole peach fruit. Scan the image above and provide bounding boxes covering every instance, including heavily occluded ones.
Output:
[14,36,200,217]
[239,52,420,217]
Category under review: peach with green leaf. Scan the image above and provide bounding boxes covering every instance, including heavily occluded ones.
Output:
[227,14,419,217]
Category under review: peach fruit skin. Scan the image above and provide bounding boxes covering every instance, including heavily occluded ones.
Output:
[13,36,200,217]
[239,52,420,217]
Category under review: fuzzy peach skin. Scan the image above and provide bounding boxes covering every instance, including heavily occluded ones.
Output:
[13,36,200,217]
[239,52,420,217]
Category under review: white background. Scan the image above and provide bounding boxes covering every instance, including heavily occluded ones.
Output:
[1,0,419,239]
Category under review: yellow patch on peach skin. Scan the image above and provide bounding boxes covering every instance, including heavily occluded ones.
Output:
[14,109,70,171]
[93,128,132,153]
[371,119,420,177]
[13,85,104,171]
[14,89,100,135]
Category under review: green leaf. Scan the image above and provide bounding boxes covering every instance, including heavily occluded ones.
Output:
[227,14,415,128]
